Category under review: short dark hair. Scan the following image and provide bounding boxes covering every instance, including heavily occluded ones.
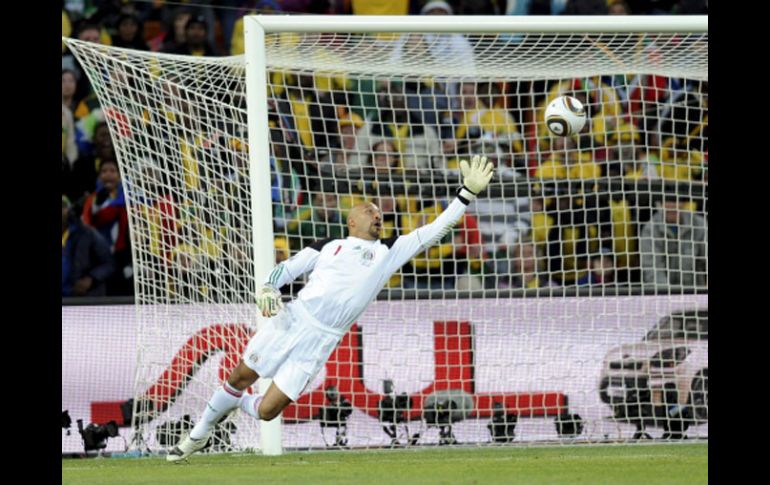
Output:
[77,21,101,37]
[99,158,119,171]
[117,13,140,28]
[185,15,207,31]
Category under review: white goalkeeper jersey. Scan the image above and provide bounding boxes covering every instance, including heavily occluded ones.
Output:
[264,197,470,335]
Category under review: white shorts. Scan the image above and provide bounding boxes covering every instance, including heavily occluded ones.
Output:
[242,301,342,401]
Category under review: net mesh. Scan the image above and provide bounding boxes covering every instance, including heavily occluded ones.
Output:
[62,25,707,451]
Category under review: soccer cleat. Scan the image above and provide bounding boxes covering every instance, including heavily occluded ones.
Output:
[166,431,212,462]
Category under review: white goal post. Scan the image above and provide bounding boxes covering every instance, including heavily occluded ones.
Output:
[62,14,707,457]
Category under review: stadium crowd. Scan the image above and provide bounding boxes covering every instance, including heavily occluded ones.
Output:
[62,0,708,298]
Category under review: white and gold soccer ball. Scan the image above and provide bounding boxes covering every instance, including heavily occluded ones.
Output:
[545,95,587,136]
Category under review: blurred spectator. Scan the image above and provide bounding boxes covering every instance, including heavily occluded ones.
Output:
[65,121,116,204]
[62,104,79,168]
[529,195,555,246]
[661,143,701,180]
[420,1,475,75]
[76,21,103,44]
[62,69,79,114]
[640,196,707,289]
[59,0,708,298]
[165,15,220,56]
[81,159,132,295]
[77,0,139,33]
[403,79,453,139]
[488,238,558,289]
[446,82,524,158]
[577,248,616,286]
[622,147,661,180]
[545,136,600,181]
[67,22,108,122]
[267,118,303,228]
[270,154,302,231]
[62,195,114,297]
[453,211,484,291]
[62,22,105,112]
[608,0,632,14]
[566,151,601,180]
[366,139,401,181]
[73,93,102,124]
[111,13,149,50]
[471,194,532,257]
[604,119,642,177]
[467,169,532,260]
[321,110,367,172]
[151,7,191,52]
[152,3,217,49]
[132,162,179,277]
[657,79,707,181]
[276,73,341,154]
[172,221,222,299]
[544,190,612,285]
[286,192,345,250]
[90,119,117,163]
[536,132,568,177]
[391,2,475,99]
[534,157,568,181]
[401,198,481,289]
[659,138,705,182]
[587,83,624,147]
[368,82,442,171]
[63,67,98,158]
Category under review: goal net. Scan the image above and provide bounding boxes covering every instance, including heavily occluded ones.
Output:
[62,15,707,453]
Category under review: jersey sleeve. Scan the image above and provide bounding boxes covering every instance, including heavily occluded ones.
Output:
[264,238,331,290]
[385,197,469,272]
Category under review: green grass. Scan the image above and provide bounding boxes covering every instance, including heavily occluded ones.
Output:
[62,443,707,485]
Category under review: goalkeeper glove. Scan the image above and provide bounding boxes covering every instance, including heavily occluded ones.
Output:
[256,285,283,317]
[459,155,494,202]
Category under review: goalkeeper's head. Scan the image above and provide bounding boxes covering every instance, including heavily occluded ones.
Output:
[347,203,382,241]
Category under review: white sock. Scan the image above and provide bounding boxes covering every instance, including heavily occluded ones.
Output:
[189,382,243,440]
[239,393,263,420]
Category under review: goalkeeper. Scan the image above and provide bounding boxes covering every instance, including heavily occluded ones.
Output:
[168,156,494,461]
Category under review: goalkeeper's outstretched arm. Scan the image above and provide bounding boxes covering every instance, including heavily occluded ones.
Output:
[386,155,494,272]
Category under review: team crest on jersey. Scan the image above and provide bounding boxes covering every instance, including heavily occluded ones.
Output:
[360,248,374,266]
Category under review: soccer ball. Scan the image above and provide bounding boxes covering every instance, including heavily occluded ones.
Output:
[545,96,587,136]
